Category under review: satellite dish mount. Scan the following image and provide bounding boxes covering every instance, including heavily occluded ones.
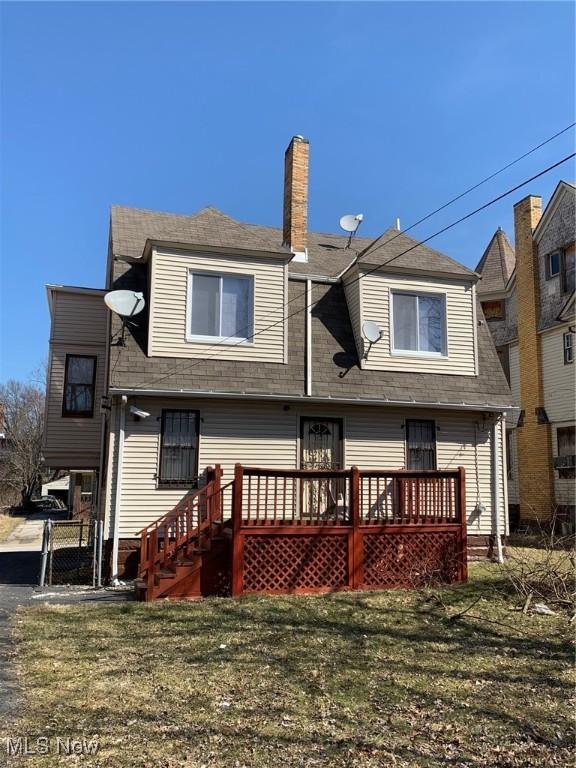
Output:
[104,290,146,346]
[339,214,364,248]
[362,320,382,360]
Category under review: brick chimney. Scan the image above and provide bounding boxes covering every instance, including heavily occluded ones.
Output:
[283,136,309,257]
[514,194,555,522]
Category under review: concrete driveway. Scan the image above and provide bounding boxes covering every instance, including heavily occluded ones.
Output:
[0,513,133,719]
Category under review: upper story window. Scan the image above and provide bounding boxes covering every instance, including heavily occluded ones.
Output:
[564,332,574,365]
[62,355,96,417]
[562,245,575,294]
[546,251,561,279]
[187,271,253,343]
[482,300,505,321]
[391,291,447,356]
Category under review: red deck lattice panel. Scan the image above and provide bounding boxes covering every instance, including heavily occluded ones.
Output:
[242,534,349,593]
[362,530,461,588]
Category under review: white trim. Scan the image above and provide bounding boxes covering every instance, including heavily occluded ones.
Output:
[111,396,126,583]
[472,283,479,376]
[109,386,516,413]
[186,269,255,345]
[305,280,312,396]
[389,289,448,357]
[500,415,509,537]
[492,417,504,563]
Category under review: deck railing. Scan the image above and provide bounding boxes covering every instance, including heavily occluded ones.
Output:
[233,465,464,527]
[231,464,467,596]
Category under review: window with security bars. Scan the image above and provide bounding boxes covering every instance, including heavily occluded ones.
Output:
[159,410,200,487]
[406,420,437,470]
[62,355,96,417]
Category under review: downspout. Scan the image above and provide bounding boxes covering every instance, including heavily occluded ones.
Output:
[305,279,312,396]
[491,416,504,563]
[111,395,127,584]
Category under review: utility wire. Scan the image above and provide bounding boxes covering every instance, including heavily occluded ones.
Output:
[129,150,575,392]
[356,121,576,260]
[127,124,575,381]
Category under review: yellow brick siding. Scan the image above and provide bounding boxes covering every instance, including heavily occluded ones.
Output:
[513,195,555,521]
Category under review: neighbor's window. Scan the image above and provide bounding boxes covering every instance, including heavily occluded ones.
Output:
[562,245,575,294]
[556,426,575,480]
[159,410,200,487]
[392,292,446,355]
[406,420,437,470]
[62,355,96,417]
[546,251,561,279]
[188,271,253,342]
[564,332,574,365]
[482,300,505,321]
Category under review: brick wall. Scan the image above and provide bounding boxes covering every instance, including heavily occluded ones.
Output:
[514,195,555,521]
[282,136,309,252]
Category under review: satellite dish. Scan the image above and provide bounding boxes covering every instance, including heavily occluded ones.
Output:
[339,213,364,233]
[362,320,382,343]
[104,290,145,317]
[361,320,382,360]
[104,291,145,346]
[339,214,364,248]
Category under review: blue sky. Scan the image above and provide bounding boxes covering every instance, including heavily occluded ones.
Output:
[1,1,574,382]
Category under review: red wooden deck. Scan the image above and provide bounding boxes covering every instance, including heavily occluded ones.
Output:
[136,464,467,601]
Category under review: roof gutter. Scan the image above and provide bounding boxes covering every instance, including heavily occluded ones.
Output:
[110,387,516,414]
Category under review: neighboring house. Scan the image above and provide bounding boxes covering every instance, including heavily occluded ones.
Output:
[476,181,575,530]
[43,136,513,593]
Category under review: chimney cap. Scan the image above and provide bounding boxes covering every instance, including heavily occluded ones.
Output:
[290,135,309,144]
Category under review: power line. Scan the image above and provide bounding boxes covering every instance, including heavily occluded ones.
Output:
[129,150,575,392]
[356,121,576,260]
[130,123,575,377]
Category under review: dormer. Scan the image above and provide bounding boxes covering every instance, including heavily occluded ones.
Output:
[343,232,478,376]
[110,206,292,364]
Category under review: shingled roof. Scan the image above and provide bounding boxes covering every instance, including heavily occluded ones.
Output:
[109,261,513,410]
[111,205,476,280]
[475,228,515,295]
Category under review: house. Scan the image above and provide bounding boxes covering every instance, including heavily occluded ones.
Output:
[476,182,575,531]
[43,136,514,598]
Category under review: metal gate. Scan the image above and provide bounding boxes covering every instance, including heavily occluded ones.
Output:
[39,519,104,586]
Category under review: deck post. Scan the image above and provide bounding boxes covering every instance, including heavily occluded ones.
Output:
[457,466,468,581]
[231,464,244,597]
[212,464,223,522]
[350,466,363,589]
[146,528,157,602]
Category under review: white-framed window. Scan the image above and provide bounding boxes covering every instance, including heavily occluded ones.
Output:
[390,291,447,356]
[187,271,254,343]
[546,251,561,279]
[564,332,574,365]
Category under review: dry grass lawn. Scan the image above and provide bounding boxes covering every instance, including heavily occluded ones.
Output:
[0,512,21,542]
[3,560,574,768]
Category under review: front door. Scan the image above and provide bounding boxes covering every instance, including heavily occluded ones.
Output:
[300,418,344,519]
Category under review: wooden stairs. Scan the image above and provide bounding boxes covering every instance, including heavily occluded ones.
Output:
[135,466,232,601]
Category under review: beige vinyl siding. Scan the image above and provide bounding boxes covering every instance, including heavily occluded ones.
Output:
[107,399,505,539]
[508,342,520,404]
[343,269,364,360]
[359,272,476,375]
[541,327,576,424]
[43,291,107,468]
[149,249,287,363]
[50,291,108,345]
[551,422,576,507]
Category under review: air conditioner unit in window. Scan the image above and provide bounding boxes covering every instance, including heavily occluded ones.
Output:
[553,455,575,469]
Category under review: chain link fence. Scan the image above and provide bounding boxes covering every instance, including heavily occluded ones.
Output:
[39,519,104,586]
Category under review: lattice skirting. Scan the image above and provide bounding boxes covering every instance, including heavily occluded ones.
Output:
[362,530,461,588]
[242,534,349,593]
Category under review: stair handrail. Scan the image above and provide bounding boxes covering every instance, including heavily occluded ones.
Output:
[138,465,224,586]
